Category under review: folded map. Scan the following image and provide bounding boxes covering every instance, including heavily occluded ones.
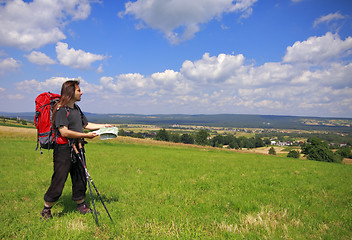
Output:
[93,127,118,140]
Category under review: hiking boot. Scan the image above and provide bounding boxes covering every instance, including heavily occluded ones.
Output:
[40,209,53,220]
[77,202,92,214]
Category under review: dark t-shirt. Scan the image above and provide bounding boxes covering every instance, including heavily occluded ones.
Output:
[55,105,88,133]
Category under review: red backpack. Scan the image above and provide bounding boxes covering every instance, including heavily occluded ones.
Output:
[34,92,65,153]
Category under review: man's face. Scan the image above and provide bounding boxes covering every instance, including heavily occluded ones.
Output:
[74,84,82,102]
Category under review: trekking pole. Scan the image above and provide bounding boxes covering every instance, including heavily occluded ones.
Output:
[72,144,100,226]
[79,147,113,223]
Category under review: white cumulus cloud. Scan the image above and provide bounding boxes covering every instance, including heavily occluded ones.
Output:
[100,73,148,95]
[13,32,352,117]
[120,0,258,44]
[0,57,21,75]
[94,34,352,115]
[283,32,352,64]
[15,77,69,93]
[181,53,246,85]
[15,76,102,95]
[25,51,56,65]
[56,42,105,70]
[151,69,190,94]
[0,0,93,50]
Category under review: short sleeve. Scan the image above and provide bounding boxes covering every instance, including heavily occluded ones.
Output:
[55,108,69,129]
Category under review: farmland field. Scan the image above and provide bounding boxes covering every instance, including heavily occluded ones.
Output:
[0,126,351,239]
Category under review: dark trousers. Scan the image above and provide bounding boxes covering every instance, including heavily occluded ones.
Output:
[44,144,87,203]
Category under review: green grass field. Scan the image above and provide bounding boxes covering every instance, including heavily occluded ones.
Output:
[0,129,352,239]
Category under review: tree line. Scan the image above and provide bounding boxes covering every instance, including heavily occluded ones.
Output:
[120,128,266,149]
[1,116,30,126]
[256,131,352,149]
[157,128,268,149]
[118,128,352,163]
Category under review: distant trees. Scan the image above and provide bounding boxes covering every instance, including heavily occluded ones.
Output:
[254,136,265,148]
[132,132,144,139]
[210,135,225,148]
[0,116,30,126]
[155,129,198,145]
[268,147,276,155]
[287,150,300,158]
[117,128,350,163]
[336,147,352,158]
[152,129,266,150]
[181,134,194,144]
[195,129,209,146]
[155,129,169,142]
[301,137,342,163]
[169,133,181,143]
[264,138,271,145]
[257,131,352,149]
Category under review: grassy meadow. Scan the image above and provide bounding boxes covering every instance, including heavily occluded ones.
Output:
[0,126,351,239]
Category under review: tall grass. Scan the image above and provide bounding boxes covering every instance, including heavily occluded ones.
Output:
[0,133,351,239]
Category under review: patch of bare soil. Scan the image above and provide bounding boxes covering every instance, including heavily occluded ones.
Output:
[242,146,286,155]
[343,158,352,165]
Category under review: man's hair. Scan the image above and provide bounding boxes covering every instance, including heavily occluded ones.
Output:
[52,79,80,125]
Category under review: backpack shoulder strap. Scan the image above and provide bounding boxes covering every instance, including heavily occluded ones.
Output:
[74,104,85,124]
[74,104,83,115]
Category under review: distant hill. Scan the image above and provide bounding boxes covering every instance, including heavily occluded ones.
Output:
[3,112,351,132]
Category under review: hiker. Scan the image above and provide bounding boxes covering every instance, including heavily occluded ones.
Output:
[40,79,111,219]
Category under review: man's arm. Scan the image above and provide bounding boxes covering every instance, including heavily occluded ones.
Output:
[59,126,97,139]
[84,122,112,131]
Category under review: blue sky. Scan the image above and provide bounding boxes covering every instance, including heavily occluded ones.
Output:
[0,0,352,118]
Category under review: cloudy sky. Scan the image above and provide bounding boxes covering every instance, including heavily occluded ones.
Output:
[0,0,352,118]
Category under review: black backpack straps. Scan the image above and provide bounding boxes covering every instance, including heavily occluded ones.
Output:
[74,104,84,116]
[74,104,85,126]
[74,104,86,146]
[63,105,84,147]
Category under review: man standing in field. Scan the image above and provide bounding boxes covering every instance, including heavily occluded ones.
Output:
[40,79,110,219]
